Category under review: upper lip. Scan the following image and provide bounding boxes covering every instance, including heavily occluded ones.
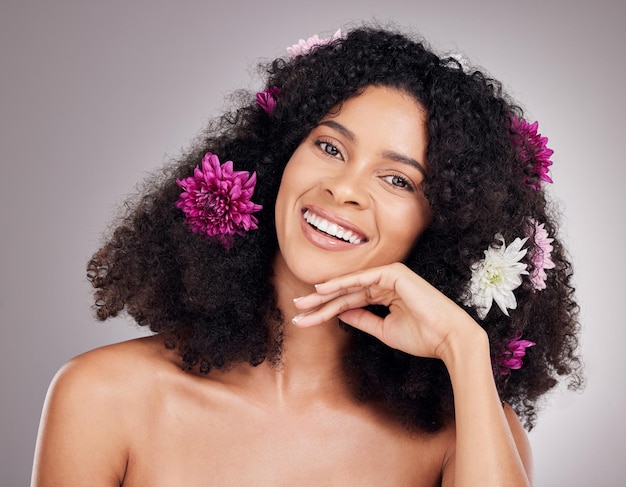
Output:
[302,205,369,242]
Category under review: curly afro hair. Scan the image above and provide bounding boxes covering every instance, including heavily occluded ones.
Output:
[87,24,583,432]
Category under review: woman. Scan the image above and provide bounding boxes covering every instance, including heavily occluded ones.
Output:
[32,25,582,486]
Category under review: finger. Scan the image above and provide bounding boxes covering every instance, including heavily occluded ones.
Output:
[313,272,378,295]
[293,286,364,310]
[341,308,429,358]
[291,289,371,327]
[338,308,386,339]
[314,264,402,295]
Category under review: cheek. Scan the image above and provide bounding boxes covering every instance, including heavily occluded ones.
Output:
[274,148,323,216]
[276,149,306,195]
[274,169,294,218]
[382,200,431,253]
[274,156,307,237]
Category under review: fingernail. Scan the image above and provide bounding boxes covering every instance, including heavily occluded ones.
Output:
[291,313,305,324]
[293,296,303,303]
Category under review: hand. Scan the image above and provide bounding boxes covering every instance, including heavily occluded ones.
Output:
[292,262,481,360]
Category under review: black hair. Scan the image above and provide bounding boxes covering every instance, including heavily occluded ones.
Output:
[88,24,582,432]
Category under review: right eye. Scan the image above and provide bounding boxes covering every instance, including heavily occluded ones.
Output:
[315,139,344,160]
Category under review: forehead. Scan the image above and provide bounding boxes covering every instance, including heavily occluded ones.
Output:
[318,85,429,166]
[327,85,427,120]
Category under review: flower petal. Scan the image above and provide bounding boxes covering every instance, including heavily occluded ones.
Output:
[463,234,528,319]
[175,152,263,248]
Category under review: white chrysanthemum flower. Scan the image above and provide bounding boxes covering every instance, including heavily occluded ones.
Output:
[443,52,471,73]
[463,235,529,320]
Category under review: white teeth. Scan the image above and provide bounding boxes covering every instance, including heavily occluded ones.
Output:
[303,210,362,244]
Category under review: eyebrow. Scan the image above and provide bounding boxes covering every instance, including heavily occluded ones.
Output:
[381,151,427,178]
[318,120,427,177]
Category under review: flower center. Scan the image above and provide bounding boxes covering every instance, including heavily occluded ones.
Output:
[203,192,229,217]
[485,267,502,285]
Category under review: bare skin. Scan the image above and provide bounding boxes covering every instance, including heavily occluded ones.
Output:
[33,334,458,487]
[31,280,530,487]
[32,87,532,486]
[290,263,533,487]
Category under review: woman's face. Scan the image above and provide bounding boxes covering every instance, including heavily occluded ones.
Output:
[274,85,432,286]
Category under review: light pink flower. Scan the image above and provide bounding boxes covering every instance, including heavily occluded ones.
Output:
[511,117,554,190]
[286,29,343,59]
[175,152,262,249]
[496,333,536,375]
[527,219,555,290]
[256,86,280,114]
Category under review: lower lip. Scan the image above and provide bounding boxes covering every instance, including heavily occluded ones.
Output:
[300,214,363,251]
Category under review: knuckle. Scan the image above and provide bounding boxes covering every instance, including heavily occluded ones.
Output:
[338,301,352,313]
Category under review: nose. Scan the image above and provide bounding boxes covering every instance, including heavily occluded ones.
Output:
[323,164,370,208]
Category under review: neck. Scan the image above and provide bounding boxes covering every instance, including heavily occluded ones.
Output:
[253,253,352,404]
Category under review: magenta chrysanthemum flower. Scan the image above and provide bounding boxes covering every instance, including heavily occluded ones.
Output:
[286,29,343,59]
[527,219,555,290]
[175,152,262,249]
[496,333,536,375]
[256,86,280,114]
[511,117,554,190]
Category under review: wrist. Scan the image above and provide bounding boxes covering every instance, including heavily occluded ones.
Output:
[437,316,490,373]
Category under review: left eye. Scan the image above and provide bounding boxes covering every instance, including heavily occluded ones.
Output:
[383,174,413,190]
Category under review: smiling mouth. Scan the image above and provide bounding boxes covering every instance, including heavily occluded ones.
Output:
[303,209,366,244]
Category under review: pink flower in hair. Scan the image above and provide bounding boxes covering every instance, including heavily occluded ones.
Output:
[256,86,280,114]
[286,29,343,59]
[496,333,536,375]
[527,219,555,290]
[511,117,554,190]
[176,152,262,249]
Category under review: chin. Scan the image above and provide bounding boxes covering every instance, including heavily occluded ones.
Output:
[277,250,353,287]
[293,262,346,285]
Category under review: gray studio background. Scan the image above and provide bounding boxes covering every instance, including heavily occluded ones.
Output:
[1,0,624,485]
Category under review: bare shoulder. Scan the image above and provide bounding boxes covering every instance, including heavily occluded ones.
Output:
[503,403,533,476]
[31,336,177,486]
[59,334,175,381]
[42,335,182,433]
[45,336,174,407]
[440,403,533,486]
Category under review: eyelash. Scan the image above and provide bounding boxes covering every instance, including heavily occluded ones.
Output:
[314,138,344,160]
[313,138,415,192]
[383,172,415,192]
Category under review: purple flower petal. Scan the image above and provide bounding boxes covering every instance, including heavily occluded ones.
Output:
[256,86,280,114]
[175,152,263,249]
[511,116,555,190]
[495,332,536,375]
